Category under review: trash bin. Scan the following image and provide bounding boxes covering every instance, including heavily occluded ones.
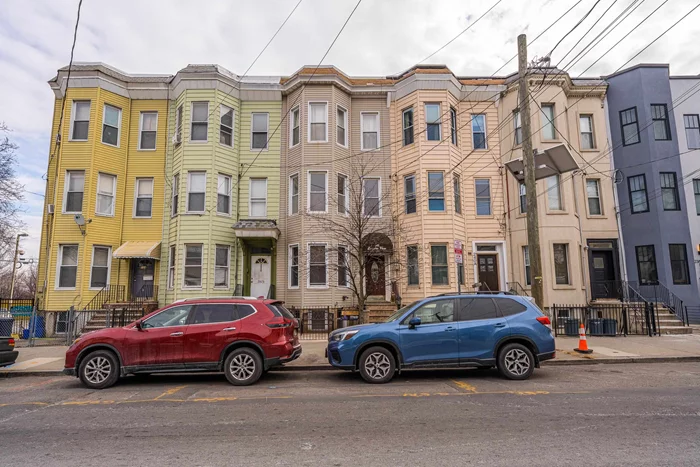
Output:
[564,318,580,336]
[589,319,604,336]
[602,319,617,336]
[0,317,13,336]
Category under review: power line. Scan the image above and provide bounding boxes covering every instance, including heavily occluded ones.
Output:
[547,0,603,58]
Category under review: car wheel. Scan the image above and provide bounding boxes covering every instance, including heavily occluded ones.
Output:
[224,348,263,386]
[497,343,535,380]
[78,350,120,389]
[358,346,395,384]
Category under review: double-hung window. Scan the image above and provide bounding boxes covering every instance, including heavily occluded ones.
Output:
[620,107,640,146]
[428,172,445,211]
[139,112,157,150]
[660,172,680,211]
[651,104,671,141]
[523,245,531,286]
[475,179,491,215]
[580,115,595,149]
[289,245,299,288]
[635,245,658,285]
[337,174,348,215]
[669,244,690,285]
[450,107,457,145]
[541,104,555,140]
[453,174,462,214]
[134,178,154,217]
[407,245,419,286]
[219,105,234,147]
[309,103,327,142]
[290,106,300,147]
[187,172,206,213]
[190,102,209,142]
[337,246,349,287]
[57,244,79,289]
[308,172,327,213]
[403,108,414,145]
[361,112,379,150]
[586,179,601,215]
[184,244,203,288]
[171,173,179,216]
[426,103,441,141]
[430,245,448,285]
[309,244,327,287]
[175,105,183,143]
[404,175,416,214]
[513,110,522,145]
[217,174,231,215]
[251,113,269,149]
[102,104,121,146]
[337,106,347,147]
[363,178,380,217]
[289,174,299,215]
[519,183,526,214]
[546,174,562,211]
[553,243,570,285]
[90,246,111,289]
[694,179,700,215]
[214,245,230,288]
[249,178,267,217]
[684,114,700,149]
[64,170,84,213]
[628,174,648,213]
[96,173,116,216]
[70,101,90,141]
[472,114,486,149]
[167,245,176,289]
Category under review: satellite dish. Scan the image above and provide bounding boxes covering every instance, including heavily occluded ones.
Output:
[74,214,86,226]
[613,170,624,185]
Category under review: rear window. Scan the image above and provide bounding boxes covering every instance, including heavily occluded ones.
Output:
[237,304,257,319]
[458,297,499,321]
[267,303,296,319]
[494,298,527,316]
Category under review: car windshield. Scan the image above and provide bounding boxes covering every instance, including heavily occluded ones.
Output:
[384,301,419,322]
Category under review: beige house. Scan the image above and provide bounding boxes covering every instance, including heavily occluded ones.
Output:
[499,68,620,307]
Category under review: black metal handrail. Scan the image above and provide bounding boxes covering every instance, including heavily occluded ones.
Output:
[632,281,687,326]
[506,282,529,296]
[129,284,158,306]
[83,285,125,311]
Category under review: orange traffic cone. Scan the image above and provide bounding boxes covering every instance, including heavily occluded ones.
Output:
[574,323,593,354]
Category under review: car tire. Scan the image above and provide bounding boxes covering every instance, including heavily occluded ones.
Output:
[358,346,395,384]
[78,350,120,389]
[497,343,535,380]
[224,348,263,386]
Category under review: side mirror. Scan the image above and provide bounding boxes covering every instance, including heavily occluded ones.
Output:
[408,317,421,329]
[135,320,143,331]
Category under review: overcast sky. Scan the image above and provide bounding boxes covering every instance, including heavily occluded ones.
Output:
[1,0,698,259]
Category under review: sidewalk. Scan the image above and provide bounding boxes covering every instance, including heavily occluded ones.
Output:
[3,334,700,376]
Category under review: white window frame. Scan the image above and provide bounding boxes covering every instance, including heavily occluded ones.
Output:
[55,244,79,290]
[362,177,382,218]
[586,178,602,216]
[307,102,328,143]
[475,178,491,216]
[63,170,85,214]
[138,111,158,151]
[514,110,522,145]
[472,113,487,149]
[133,177,154,218]
[307,171,328,214]
[249,178,268,218]
[186,171,206,214]
[546,174,563,211]
[89,245,112,290]
[214,245,230,289]
[190,101,209,143]
[219,104,234,148]
[101,104,122,147]
[95,172,116,217]
[307,242,328,289]
[402,107,414,146]
[579,114,595,150]
[251,112,270,150]
[171,173,179,217]
[337,244,349,288]
[290,106,300,148]
[289,244,300,289]
[425,103,442,141]
[217,173,232,216]
[336,105,348,148]
[541,103,556,140]
[523,245,531,286]
[183,243,203,289]
[69,100,90,142]
[289,173,299,215]
[360,112,380,151]
[337,173,349,216]
[167,245,176,290]
[175,104,183,144]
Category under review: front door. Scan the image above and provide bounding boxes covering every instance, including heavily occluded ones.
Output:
[477,255,499,291]
[131,259,155,298]
[250,255,271,298]
[591,251,616,299]
[400,299,458,365]
[365,255,385,297]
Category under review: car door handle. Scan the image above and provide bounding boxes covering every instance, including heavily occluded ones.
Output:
[494,323,506,328]
[170,332,184,337]
[445,326,456,332]
[222,327,237,332]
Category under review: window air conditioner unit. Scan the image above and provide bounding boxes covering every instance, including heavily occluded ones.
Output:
[172,133,182,145]
[48,204,55,214]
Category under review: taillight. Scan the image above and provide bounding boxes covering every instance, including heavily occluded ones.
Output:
[8,338,15,347]
[266,317,292,328]
[536,316,552,331]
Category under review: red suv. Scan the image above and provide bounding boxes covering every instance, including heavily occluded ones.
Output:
[64,298,301,389]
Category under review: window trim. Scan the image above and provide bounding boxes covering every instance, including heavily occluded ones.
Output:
[171,173,179,217]
[289,173,299,216]
[307,101,328,143]
[336,105,348,148]
[360,111,380,151]
[289,106,300,148]
[186,171,206,214]
[513,110,522,146]
[362,177,382,218]
[407,244,419,286]
[250,112,270,150]
[182,243,204,289]
[288,244,300,289]
[95,172,117,217]
[307,242,328,289]
[540,103,556,140]
[88,245,112,290]
[55,244,79,290]
[337,244,349,288]
[62,170,85,214]
[404,174,416,215]
[660,172,681,211]
[552,243,571,286]
[430,244,449,286]
[472,113,487,150]
[546,174,563,212]
[138,111,158,151]
[167,245,176,290]
[190,101,209,143]
[684,114,700,149]
[337,173,349,216]
[627,173,649,214]
[175,104,183,144]
[579,114,595,150]
[402,107,414,146]
[519,182,527,215]
[427,171,445,212]
[523,245,531,286]
[133,177,154,218]
[307,170,328,214]
[69,100,90,142]
[693,179,700,215]
[425,103,442,141]
[475,178,492,216]
[216,173,232,216]
[219,104,234,148]
[669,243,690,285]
[586,178,602,216]
[620,106,640,146]
[214,244,230,289]
[635,244,658,285]
[651,103,672,141]
[101,104,122,147]
[453,173,462,215]
[249,178,268,218]
[450,107,458,145]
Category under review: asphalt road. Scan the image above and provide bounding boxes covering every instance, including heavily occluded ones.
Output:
[1,363,699,466]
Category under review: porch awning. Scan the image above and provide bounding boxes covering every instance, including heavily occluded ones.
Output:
[504,144,579,181]
[233,219,280,240]
[113,241,161,259]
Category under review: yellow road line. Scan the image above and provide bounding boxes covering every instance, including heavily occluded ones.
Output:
[0,402,49,407]
[155,385,187,400]
[451,379,477,393]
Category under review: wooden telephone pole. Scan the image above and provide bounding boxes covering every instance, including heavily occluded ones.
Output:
[518,34,544,308]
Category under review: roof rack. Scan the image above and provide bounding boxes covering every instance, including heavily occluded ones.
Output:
[172,296,259,304]
[434,291,516,297]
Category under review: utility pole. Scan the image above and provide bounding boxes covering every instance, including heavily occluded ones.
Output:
[518,34,544,308]
[9,233,28,302]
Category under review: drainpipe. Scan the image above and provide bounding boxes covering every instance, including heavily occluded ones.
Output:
[234,171,242,290]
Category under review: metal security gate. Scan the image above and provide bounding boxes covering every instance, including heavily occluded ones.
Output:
[288,307,358,340]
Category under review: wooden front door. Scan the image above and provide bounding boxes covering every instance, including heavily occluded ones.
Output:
[477,255,499,291]
[365,256,385,296]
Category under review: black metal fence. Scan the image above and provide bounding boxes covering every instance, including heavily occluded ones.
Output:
[288,306,359,340]
[552,303,658,337]
[105,308,145,327]
[685,306,700,325]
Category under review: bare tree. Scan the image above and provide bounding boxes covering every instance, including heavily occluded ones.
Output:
[0,123,25,275]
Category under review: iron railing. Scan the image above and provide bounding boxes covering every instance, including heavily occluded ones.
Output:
[590,280,625,300]
[633,282,687,326]
[106,308,146,327]
[506,282,529,296]
[83,285,126,311]
[684,306,700,325]
[552,303,655,337]
[0,298,34,311]
[288,306,356,340]
[129,284,158,306]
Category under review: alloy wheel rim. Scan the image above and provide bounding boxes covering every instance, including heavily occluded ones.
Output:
[364,352,391,379]
[504,349,530,376]
[84,356,112,384]
[230,354,256,381]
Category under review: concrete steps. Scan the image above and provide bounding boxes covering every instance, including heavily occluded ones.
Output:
[365,301,398,323]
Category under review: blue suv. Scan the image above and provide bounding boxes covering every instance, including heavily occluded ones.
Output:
[326,293,555,383]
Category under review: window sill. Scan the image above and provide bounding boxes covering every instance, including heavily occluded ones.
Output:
[63,211,83,215]
[250,147,269,151]
[430,284,452,288]
[336,143,348,149]
[188,140,209,144]
[586,214,607,219]
[89,287,107,291]
[182,287,203,291]
[68,139,89,143]
[54,287,77,291]
[216,212,232,217]
[308,140,329,144]
[288,286,300,290]
[307,285,329,290]
[427,209,446,213]
[95,213,115,218]
[476,214,494,218]
[219,144,234,149]
[101,142,120,149]
[137,148,157,152]
[360,147,380,152]
[546,210,569,215]
[213,286,230,290]
[552,284,576,290]
[184,212,206,215]
[307,211,329,215]
[133,216,153,219]
[580,148,598,152]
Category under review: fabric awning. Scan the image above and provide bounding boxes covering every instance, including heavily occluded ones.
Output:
[113,241,161,259]
[504,144,579,182]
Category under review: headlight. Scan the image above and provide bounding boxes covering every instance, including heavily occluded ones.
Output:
[330,330,359,342]
[71,337,81,345]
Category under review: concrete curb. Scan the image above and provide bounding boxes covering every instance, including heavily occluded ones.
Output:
[3,355,700,378]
